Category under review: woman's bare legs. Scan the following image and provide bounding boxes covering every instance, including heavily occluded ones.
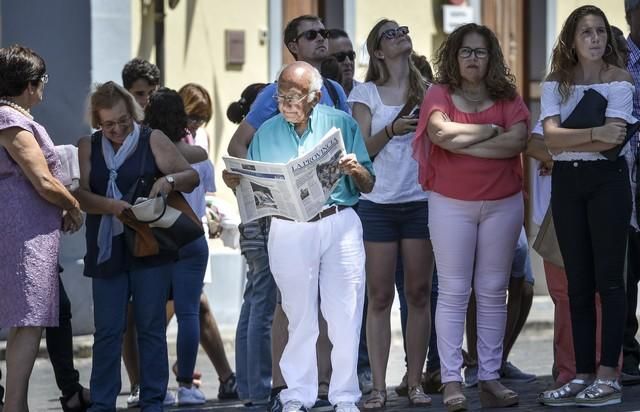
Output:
[5,326,42,412]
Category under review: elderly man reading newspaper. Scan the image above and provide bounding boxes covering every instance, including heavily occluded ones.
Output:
[224,61,374,412]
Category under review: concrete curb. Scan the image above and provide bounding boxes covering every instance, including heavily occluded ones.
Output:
[0,296,559,360]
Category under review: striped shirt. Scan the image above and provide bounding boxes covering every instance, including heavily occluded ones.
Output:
[626,36,640,229]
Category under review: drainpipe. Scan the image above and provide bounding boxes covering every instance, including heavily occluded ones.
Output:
[154,0,165,84]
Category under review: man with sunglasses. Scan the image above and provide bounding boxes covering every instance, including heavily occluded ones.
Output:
[225,14,351,412]
[328,29,359,96]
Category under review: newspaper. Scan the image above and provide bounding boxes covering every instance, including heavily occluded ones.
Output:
[223,127,346,223]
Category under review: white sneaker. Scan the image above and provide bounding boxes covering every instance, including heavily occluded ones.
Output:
[177,386,206,405]
[282,399,307,412]
[126,385,140,408]
[163,390,176,406]
[334,401,360,412]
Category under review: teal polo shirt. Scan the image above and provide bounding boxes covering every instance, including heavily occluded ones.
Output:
[248,104,374,206]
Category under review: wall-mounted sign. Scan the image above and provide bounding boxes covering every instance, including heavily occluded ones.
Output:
[443,5,475,34]
[225,30,245,66]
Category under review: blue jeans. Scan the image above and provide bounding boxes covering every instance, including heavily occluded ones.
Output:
[173,236,208,384]
[235,246,277,402]
[396,259,440,371]
[89,264,172,412]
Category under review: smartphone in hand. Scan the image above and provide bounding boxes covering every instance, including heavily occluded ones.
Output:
[408,106,420,118]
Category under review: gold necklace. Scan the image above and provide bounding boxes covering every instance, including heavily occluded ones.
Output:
[0,98,33,120]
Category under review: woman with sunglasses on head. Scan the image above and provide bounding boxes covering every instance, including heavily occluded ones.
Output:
[538,5,634,407]
[413,23,529,411]
[0,44,83,412]
[348,19,432,409]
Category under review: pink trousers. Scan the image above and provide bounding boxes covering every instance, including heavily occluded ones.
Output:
[429,191,523,383]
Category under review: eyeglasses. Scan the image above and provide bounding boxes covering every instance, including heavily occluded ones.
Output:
[40,74,49,84]
[273,92,314,105]
[187,116,206,126]
[295,29,330,42]
[101,115,132,132]
[458,47,489,59]
[332,50,356,63]
[378,26,410,44]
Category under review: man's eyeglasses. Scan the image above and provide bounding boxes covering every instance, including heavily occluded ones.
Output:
[101,115,132,132]
[458,47,489,59]
[378,26,409,44]
[332,51,356,63]
[295,29,330,42]
[273,92,314,105]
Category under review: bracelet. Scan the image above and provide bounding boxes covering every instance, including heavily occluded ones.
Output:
[384,125,391,139]
[391,118,398,137]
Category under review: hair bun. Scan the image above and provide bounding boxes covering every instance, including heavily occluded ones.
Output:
[226,100,247,124]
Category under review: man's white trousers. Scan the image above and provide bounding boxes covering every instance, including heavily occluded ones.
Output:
[268,207,365,408]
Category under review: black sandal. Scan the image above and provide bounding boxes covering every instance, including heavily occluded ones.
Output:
[60,386,91,412]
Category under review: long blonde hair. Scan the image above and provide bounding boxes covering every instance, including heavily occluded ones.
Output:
[365,19,426,109]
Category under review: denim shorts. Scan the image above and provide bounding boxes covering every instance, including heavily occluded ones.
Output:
[357,199,429,242]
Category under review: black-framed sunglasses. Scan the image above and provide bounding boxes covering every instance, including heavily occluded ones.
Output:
[295,29,330,42]
[377,26,409,44]
[332,50,356,62]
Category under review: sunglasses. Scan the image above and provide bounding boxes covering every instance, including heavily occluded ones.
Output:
[378,26,410,44]
[295,29,330,42]
[332,51,356,62]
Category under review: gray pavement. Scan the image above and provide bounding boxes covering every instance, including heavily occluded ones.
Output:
[3,298,640,411]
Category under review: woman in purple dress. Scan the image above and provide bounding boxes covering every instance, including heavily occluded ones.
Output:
[0,45,83,411]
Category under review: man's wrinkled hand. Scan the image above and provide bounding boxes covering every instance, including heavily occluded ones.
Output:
[338,153,359,176]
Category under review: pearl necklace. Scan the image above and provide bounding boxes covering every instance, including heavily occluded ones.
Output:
[0,98,33,120]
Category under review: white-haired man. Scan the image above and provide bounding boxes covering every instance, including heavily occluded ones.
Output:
[225,61,374,412]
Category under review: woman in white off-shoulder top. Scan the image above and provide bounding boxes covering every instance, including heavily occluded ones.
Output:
[538,5,635,408]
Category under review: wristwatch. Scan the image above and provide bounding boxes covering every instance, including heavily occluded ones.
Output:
[490,124,500,137]
[165,175,175,190]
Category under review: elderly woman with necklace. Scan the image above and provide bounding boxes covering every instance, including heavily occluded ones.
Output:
[413,23,529,411]
[0,45,83,412]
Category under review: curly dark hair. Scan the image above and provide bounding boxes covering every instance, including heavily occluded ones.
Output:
[144,87,187,142]
[433,23,517,101]
[549,5,623,102]
[121,58,160,90]
[226,83,267,124]
[0,45,46,97]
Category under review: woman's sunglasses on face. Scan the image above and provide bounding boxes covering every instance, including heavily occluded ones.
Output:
[332,50,356,62]
[295,29,330,42]
[378,26,410,44]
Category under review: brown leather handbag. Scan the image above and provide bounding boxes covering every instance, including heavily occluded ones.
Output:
[532,206,564,268]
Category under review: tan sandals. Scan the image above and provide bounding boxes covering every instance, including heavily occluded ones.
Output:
[442,382,467,412]
[362,389,387,410]
[408,386,432,406]
[478,380,519,408]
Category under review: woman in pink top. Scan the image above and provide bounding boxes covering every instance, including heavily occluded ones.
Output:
[413,23,529,411]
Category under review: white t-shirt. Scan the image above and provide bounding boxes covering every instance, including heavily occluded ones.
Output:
[530,121,552,226]
[348,81,428,204]
[183,160,216,220]
[540,81,636,161]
